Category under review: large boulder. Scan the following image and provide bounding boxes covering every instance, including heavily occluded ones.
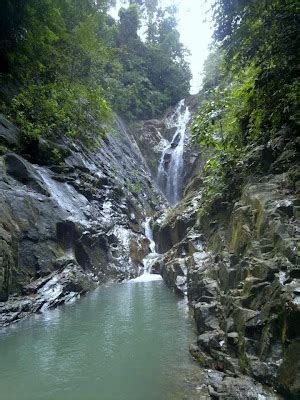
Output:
[4,152,49,195]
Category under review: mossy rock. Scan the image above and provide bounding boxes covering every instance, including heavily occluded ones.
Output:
[0,239,14,301]
[277,340,300,398]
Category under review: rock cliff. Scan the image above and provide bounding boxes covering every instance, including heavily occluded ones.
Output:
[0,94,202,326]
[154,129,300,398]
[0,114,164,326]
[131,95,204,202]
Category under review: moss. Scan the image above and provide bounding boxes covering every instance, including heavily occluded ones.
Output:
[127,182,142,195]
[0,144,8,155]
[278,309,288,344]
[238,333,250,373]
[259,323,272,360]
[278,341,300,398]
[252,200,266,240]
[190,348,207,366]
[160,194,194,229]
[0,239,15,301]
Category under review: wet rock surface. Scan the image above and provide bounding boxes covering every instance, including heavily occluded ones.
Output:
[0,261,97,326]
[0,116,164,326]
[190,368,283,399]
[155,139,300,398]
[131,95,204,199]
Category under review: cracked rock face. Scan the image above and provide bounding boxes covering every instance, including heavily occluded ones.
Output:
[131,95,204,199]
[0,115,164,326]
[154,144,299,398]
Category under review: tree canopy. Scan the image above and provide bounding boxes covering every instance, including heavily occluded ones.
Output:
[193,0,299,151]
[192,0,299,214]
[0,0,191,143]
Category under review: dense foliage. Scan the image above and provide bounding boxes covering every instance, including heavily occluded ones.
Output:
[0,0,191,143]
[192,0,299,212]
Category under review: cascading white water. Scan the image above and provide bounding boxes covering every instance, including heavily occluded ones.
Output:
[130,218,162,282]
[144,218,156,254]
[157,99,191,205]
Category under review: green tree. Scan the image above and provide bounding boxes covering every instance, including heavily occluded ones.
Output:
[194,0,299,151]
[212,0,300,134]
[0,0,192,130]
[191,0,299,217]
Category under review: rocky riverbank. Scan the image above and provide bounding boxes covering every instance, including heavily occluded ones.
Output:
[154,129,300,398]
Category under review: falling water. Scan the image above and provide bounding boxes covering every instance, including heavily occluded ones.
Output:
[157,99,191,205]
[144,218,156,254]
[130,218,162,282]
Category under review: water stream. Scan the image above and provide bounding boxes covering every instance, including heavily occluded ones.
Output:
[145,218,156,254]
[0,212,200,399]
[157,99,191,205]
[131,218,162,283]
[0,281,199,400]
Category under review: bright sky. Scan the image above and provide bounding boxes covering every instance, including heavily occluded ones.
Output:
[162,0,214,94]
[110,0,214,94]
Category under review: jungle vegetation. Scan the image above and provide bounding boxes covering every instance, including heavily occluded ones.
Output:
[192,0,299,213]
[0,0,191,142]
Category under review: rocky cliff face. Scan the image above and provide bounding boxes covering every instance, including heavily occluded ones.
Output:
[154,131,300,399]
[131,95,204,202]
[0,114,164,326]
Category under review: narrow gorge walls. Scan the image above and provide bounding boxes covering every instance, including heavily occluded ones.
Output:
[153,135,300,399]
[0,94,200,326]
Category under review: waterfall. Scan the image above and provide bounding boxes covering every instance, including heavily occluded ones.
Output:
[130,218,162,282]
[157,99,191,205]
[144,218,156,254]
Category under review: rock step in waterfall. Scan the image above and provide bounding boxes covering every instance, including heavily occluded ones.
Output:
[130,218,162,282]
[131,99,192,282]
[157,99,191,205]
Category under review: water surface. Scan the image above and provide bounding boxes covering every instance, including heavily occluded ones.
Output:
[0,280,200,400]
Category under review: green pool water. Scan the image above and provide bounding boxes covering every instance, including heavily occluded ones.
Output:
[0,280,200,400]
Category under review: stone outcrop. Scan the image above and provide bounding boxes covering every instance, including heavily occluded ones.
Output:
[131,95,204,197]
[155,134,300,398]
[0,114,164,326]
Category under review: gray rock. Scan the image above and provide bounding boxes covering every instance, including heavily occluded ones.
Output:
[4,152,49,195]
[155,160,299,398]
[0,114,18,146]
[0,115,165,325]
